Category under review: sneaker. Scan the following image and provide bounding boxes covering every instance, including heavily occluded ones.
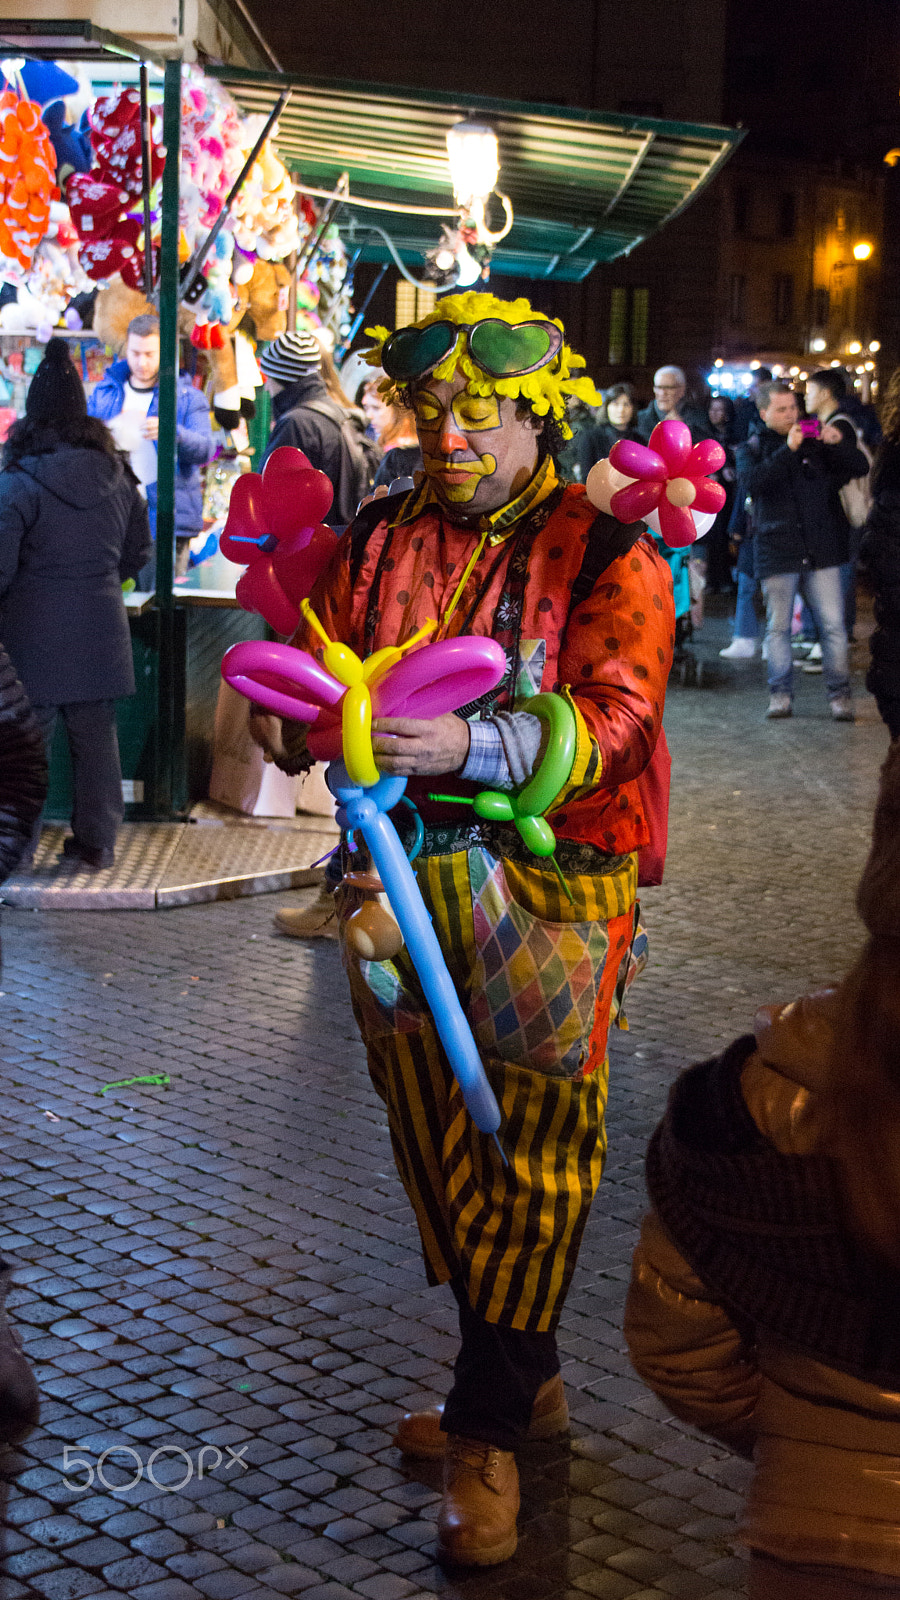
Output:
[802,642,823,674]
[718,638,756,660]
[830,697,855,723]
[761,637,769,661]
[766,694,792,719]
[274,884,339,939]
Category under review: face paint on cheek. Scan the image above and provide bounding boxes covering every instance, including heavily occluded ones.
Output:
[422,451,498,502]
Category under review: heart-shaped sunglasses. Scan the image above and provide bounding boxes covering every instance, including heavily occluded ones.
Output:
[381,317,563,383]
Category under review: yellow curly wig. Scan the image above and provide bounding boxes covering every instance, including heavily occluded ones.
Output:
[364,291,600,441]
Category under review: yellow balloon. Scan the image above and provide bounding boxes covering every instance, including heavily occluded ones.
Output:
[323,641,363,685]
[342,682,380,787]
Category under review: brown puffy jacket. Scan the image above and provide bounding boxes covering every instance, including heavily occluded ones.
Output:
[625,993,900,1579]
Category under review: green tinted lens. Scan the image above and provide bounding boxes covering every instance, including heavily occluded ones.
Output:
[383,320,458,380]
[469,318,559,376]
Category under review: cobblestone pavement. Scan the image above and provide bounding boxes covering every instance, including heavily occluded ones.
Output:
[0,611,889,1600]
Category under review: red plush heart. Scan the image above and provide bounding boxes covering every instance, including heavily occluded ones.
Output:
[66,172,127,239]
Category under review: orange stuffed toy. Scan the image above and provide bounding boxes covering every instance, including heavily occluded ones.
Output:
[0,93,60,269]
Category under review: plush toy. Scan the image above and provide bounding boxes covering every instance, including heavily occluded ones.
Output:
[64,86,165,292]
[92,277,154,350]
[43,101,91,187]
[0,92,60,270]
[0,62,79,105]
[244,257,290,342]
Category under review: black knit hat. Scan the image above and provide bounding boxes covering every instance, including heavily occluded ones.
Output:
[25,337,87,424]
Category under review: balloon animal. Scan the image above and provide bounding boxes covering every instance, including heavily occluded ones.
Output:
[586,418,726,547]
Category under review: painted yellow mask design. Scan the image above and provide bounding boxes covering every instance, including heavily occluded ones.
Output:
[414,385,503,506]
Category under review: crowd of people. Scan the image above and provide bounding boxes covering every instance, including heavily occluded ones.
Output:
[1,298,900,1595]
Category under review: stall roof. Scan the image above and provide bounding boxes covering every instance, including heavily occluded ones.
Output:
[206,66,743,282]
[0,18,165,67]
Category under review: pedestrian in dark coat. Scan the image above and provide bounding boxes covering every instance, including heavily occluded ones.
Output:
[0,338,151,868]
[860,366,900,739]
[259,329,363,526]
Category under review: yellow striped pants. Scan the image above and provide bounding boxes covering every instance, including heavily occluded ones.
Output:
[339,845,638,1334]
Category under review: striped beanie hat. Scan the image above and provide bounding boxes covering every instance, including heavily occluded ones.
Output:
[258,328,321,382]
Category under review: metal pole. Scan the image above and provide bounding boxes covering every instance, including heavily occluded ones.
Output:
[139,62,155,296]
[155,56,183,816]
[180,90,290,301]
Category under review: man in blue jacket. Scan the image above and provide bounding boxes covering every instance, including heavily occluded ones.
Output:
[89,313,214,584]
[735,380,868,722]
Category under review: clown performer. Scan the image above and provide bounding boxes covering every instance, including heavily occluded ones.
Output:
[250,292,675,1567]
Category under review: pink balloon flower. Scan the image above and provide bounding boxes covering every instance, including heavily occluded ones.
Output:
[608,418,727,548]
[219,446,338,635]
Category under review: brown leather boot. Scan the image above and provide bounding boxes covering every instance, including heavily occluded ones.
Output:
[437,1435,519,1566]
[394,1370,568,1459]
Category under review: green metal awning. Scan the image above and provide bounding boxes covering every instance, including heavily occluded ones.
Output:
[206,66,743,282]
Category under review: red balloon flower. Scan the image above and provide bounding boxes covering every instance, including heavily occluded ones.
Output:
[608,418,727,548]
[220,446,338,635]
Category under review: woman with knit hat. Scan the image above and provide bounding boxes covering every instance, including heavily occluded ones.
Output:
[625,742,900,1599]
[0,337,151,868]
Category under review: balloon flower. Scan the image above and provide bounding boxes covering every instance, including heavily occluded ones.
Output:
[586,418,726,548]
[221,610,508,1135]
[219,446,338,635]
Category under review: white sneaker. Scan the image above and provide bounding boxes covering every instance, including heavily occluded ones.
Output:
[761,638,769,661]
[718,638,756,660]
[802,642,823,674]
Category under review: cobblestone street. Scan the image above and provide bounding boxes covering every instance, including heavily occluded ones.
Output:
[0,613,889,1600]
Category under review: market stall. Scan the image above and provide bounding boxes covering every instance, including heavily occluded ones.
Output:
[0,35,354,818]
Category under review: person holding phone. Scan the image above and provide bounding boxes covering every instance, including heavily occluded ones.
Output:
[734,380,867,721]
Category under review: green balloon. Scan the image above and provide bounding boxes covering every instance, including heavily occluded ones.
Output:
[474,791,514,821]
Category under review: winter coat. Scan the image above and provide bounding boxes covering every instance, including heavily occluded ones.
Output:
[860,441,900,736]
[262,374,367,526]
[0,446,152,704]
[0,642,46,883]
[625,995,900,1580]
[735,422,867,579]
[564,420,645,484]
[88,360,214,536]
[373,443,421,489]
[636,400,712,446]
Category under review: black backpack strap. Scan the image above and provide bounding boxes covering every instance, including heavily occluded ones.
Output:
[347,489,415,587]
[568,510,646,613]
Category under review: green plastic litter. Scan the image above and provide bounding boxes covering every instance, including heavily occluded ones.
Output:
[99,1073,171,1095]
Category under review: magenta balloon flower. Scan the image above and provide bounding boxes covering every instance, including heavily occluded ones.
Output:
[608,418,727,548]
[220,446,338,634]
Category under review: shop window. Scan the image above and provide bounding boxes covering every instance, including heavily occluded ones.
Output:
[773,273,794,325]
[778,193,796,238]
[395,283,436,325]
[630,288,649,365]
[729,273,746,324]
[733,186,752,236]
[608,286,649,365]
[609,286,628,364]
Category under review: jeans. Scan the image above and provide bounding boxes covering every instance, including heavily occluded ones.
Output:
[733,569,760,641]
[440,1276,559,1449]
[762,567,850,699]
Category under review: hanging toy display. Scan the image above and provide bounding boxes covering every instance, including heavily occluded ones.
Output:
[66,85,166,290]
[585,418,726,546]
[0,92,60,270]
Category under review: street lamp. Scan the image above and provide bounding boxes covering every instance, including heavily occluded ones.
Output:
[852,240,874,261]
